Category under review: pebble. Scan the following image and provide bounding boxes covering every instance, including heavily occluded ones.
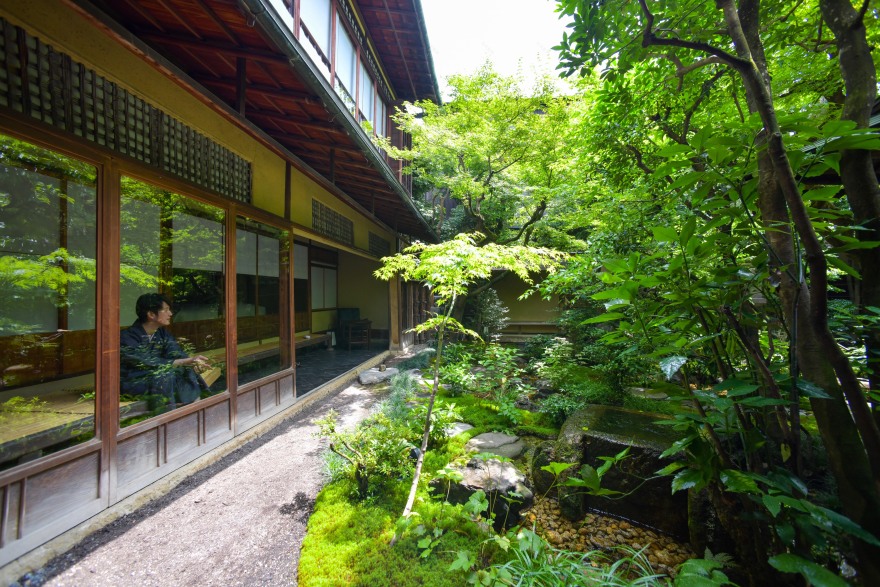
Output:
[521,498,696,578]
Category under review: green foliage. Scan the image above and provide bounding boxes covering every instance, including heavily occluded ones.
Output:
[474,528,665,587]
[394,349,436,372]
[536,342,623,424]
[380,372,420,422]
[298,481,478,587]
[382,65,586,249]
[375,233,563,309]
[314,410,415,500]
[462,288,509,339]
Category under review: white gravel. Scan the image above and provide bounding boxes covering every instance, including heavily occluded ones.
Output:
[16,384,381,587]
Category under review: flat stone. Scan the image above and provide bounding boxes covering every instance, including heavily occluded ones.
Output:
[466,432,524,459]
[357,367,399,385]
[448,422,474,436]
[431,457,533,530]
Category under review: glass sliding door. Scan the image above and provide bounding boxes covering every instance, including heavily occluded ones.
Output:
[236,217,290,386]
[119,177,226,426]
[0,134,98,471]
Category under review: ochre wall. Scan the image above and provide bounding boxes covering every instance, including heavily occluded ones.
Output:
[338,251,388,330]
[494,272,559,324]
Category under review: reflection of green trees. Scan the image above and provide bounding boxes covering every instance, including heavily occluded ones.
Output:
[0,135,97,336]
[120,177,225,314]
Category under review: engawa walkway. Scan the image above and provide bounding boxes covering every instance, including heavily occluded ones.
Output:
[14,383,382,587]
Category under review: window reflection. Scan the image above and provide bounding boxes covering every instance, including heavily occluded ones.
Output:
[0,134,97,471]
[119,178,226,426]
[236,217,290,385]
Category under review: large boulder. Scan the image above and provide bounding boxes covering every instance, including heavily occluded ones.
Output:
[554,405,688,539]
[431,457,533,530]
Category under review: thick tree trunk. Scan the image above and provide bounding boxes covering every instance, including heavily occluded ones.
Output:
[820,0,880,428]
[733,1,880,582]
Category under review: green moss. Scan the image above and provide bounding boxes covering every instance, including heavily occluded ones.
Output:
[514,424,559,439]
[299,480,485,587]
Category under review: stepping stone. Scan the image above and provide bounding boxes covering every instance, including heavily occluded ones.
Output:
[358,367,399,385]
[466,432,524,459]
[448,422,474,436]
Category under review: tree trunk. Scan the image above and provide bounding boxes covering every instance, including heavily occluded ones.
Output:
[819,0,880,429]
[731,1,880,582]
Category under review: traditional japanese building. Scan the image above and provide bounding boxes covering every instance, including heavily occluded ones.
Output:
[0,0,438,572]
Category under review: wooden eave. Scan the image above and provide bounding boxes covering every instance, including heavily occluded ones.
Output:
[69,0,438,241]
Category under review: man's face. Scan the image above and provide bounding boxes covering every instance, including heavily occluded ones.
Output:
[150,302,173,327]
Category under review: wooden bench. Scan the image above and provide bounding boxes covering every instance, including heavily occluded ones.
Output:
[294,332,332,350]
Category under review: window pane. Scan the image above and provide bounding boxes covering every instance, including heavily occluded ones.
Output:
[0,134,97,471]
[236,218,290,385]
[359,63,375,126]
[335,14,357,111]
[377,100,387,138]
[119,178,226,426]
[268,0,293,30]
[301,0,331,54]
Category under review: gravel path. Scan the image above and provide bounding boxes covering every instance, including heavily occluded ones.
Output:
[16,383,382,587]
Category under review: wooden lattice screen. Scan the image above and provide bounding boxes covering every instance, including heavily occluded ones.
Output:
[0,19,252,203]
[311,199,353,245]
[368,231,390,258]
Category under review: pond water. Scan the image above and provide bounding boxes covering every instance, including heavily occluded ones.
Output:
[574,405,680,450]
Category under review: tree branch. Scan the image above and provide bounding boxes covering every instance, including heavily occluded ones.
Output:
[636,0,752,73]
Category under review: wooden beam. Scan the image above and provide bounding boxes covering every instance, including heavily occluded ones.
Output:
[135,30,288,65]
[246,108,348,134]
[235,57,246,116]
[200,78,318,105]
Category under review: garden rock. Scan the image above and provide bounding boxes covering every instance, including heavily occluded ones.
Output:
[357,367,399,385]
[466,432,524,459]
[432,457,533,530]
[448,422,474,437]
[555,405,688,538]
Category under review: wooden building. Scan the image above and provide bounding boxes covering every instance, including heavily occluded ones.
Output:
[0,0,438,570]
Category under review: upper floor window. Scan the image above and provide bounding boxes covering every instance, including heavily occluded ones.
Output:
[359,62,375,127]
[301,0,332,79]
[334,13,357,112]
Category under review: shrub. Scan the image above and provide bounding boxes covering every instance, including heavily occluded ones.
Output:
[540,379,621,426]
[315,410,415,499]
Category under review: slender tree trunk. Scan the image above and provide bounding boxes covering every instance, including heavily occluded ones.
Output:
[390,295,456,546]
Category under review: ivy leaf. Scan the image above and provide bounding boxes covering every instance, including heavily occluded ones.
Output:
[448,550,475,572]
[672,467,706,493]
[795,380,832,399]
[768,554,849,587]
[659,355,688,380]
[540,462,575,477]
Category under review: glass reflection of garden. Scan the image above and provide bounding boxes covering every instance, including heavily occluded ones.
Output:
[0,134,98,470]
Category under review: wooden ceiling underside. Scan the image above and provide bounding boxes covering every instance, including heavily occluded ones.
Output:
[76,0,437,240]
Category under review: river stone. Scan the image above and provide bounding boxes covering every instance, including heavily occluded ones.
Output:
[448,422,474,436]
[530,440,583,520]
[431,457,534,530]
[466,432,525,458]
[357,367,399,385]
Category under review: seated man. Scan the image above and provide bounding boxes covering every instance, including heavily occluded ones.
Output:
[120,293,210,410]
